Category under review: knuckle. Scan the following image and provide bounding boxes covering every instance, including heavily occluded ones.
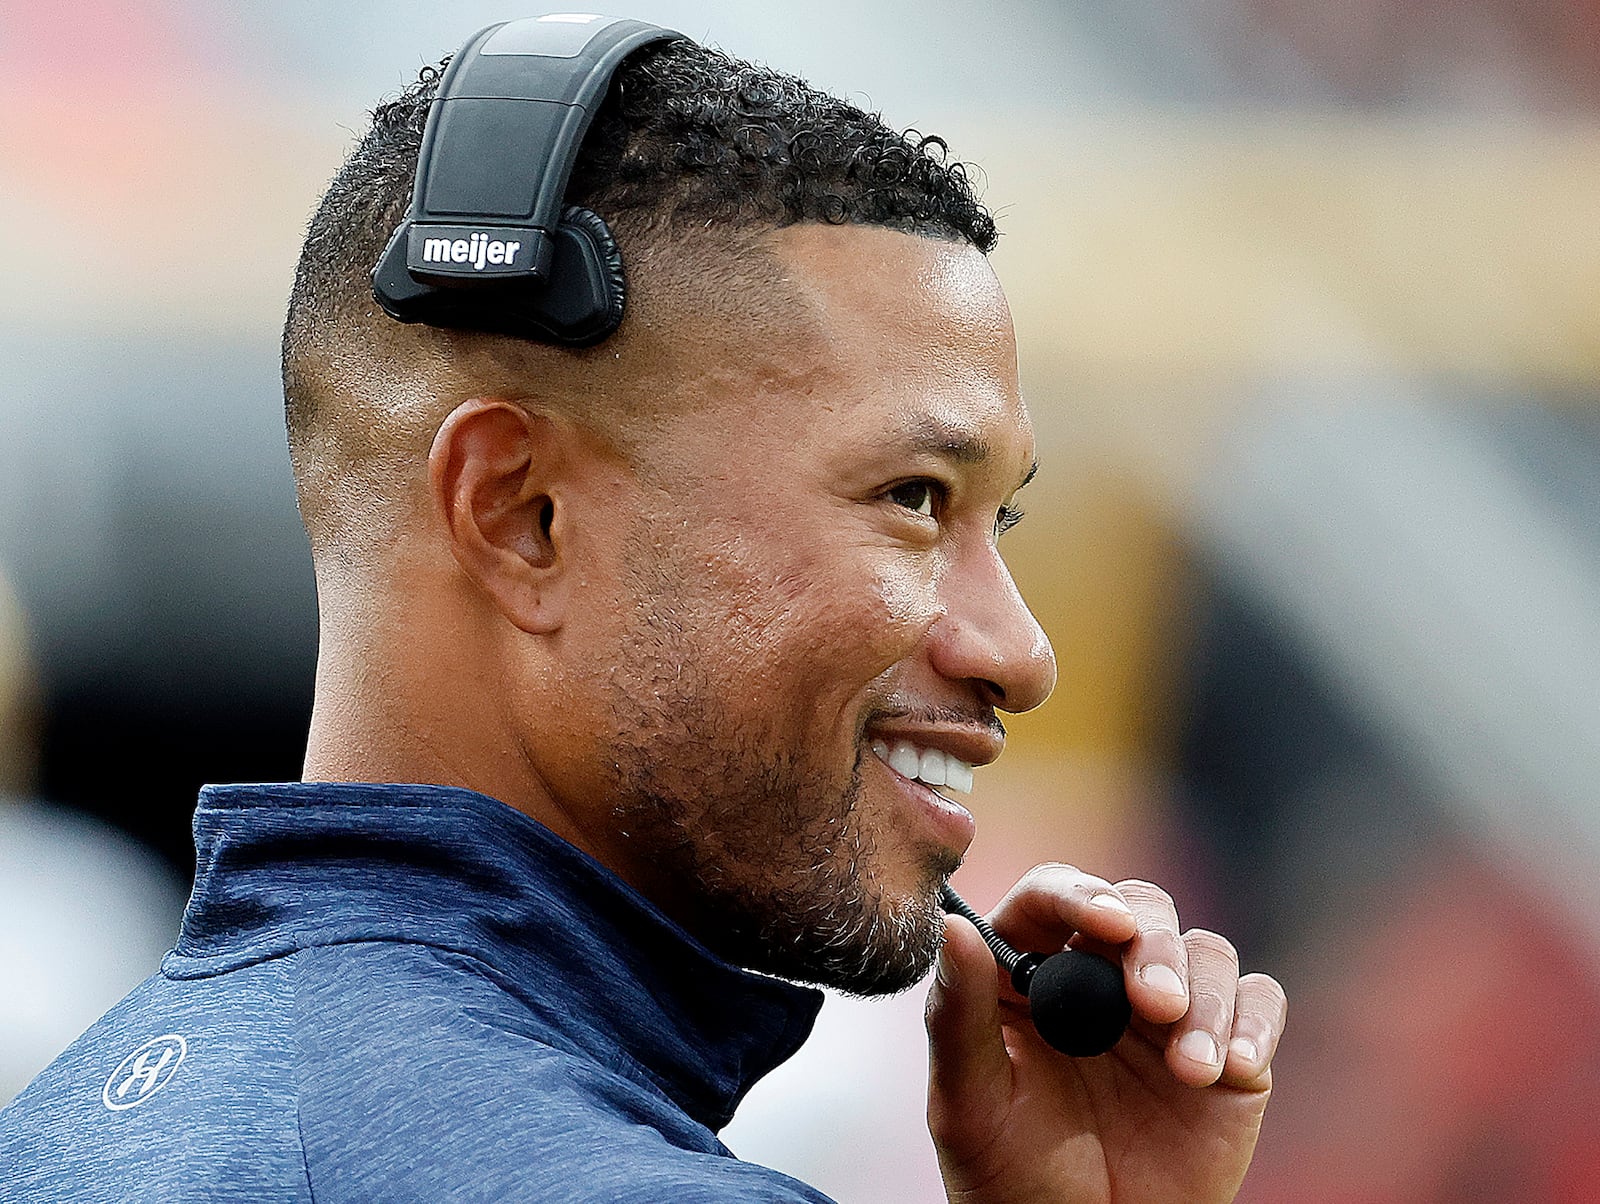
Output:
[1134,929,1187,970]
[1184,928,1240,966]
[1118,879,1176,913]
[1242,970,1285,994]
[1021,861,1080,887]
[1009,863,1090,907]
[1072,872,1116,899]
[1241,972,1289,1022]
[1189,985,1235,1021]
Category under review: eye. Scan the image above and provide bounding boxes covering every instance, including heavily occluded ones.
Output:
[885,479,940,518]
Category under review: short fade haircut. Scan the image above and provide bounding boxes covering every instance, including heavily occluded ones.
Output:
[282,38,997,557]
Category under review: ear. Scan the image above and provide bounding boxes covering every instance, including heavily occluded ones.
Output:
[428,399,574,635]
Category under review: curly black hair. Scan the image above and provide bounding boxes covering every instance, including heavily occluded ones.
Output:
[569,42,996,245]
[284,37,997,451]
[360,40,996,251]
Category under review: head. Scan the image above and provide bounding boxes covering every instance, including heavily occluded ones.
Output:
[283,34,1055,995]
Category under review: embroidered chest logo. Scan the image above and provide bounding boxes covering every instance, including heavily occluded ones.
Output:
[102,1034,188,1111]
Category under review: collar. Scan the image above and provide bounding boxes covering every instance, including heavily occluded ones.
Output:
[164,781,823,1131]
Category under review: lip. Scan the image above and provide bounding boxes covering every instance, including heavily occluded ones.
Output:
[863,721,1005,770]
[867,748,978,853]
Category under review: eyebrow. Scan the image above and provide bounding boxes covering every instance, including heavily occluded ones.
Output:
[899,415,1039,489]
[902,415,993,466]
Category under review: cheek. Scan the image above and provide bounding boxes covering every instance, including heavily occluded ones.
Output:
[747,552,945,696]
[684,523,945,691]
[864,555,943,659]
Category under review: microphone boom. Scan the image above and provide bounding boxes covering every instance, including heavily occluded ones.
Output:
[940,883,1132,1057]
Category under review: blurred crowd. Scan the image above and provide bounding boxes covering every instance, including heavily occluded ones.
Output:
[4,1,1599,1199]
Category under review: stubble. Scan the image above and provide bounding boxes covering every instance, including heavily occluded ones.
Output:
[603,534,952,996]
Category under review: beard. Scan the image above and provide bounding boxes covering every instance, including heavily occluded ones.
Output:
[610,729,956,996]
[604,543,957,996]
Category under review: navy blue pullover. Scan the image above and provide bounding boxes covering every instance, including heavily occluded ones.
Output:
[0,782,833,1202]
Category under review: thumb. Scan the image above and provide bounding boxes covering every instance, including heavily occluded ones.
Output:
[926,914,1013,1153]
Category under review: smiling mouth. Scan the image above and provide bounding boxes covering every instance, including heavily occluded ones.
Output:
[869,739,976,795]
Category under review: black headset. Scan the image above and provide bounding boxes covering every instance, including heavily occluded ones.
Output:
[371,14,683,346]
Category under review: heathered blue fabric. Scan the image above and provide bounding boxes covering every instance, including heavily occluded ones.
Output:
[0,782,834,1202]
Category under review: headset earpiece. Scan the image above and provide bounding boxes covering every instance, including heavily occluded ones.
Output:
[535,205,627,344]
[374,204,625,345]
[371,15,681,347]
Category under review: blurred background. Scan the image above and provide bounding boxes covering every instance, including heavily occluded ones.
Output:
[4,0,1599,1199]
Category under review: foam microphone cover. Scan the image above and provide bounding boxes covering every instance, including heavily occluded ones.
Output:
[1027,949,1133,1057]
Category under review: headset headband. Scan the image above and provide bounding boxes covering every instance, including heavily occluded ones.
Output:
[372,14,683,345]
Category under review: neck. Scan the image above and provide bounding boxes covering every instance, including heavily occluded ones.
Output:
[302,575,667,923]
[302,584,555,830]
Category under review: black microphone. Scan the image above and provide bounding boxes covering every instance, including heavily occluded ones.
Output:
[940,883,1131,1057]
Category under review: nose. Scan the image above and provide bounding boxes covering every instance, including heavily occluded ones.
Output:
[929,543,1057,712]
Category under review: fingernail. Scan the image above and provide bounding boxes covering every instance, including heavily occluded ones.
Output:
[1178,1030,1219,1066]
[1089,892,1133,917]
[1229,1036,1259,1066]
[935,943,955,989]
[1139,963,1187,999]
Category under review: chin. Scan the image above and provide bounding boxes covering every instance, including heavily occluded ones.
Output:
[712,846,959,998]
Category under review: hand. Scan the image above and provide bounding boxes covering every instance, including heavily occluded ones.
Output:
[924,864,1287,1204]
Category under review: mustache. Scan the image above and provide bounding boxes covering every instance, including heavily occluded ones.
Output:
[858,702,1006,741]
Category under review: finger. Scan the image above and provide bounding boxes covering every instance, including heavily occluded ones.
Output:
[1116,879,1190,1024]
[1221,972,1287,1090]
[925,916,1014,1157]
[1165,929,1240,1087]
[984,863,1139,954]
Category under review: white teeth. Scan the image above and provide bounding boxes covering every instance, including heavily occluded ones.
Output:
[887,742,921,778]
[871,739,976,795]
[946,760,974,794]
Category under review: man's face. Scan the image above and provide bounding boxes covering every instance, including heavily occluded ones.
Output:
[578,224,1055,994]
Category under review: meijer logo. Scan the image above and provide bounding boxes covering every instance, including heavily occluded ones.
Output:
[421,231,524,271]
[102,1034,187,1111]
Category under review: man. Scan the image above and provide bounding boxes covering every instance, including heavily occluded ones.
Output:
[0,17,1285,1202]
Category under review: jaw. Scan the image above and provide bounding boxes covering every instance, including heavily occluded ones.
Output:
[847,744,973,905]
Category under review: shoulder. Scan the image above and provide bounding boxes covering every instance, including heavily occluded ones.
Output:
[288,948,835,1203]
[0,941,486,1200]
[2,943,836,1204]
[0,960,312,1203]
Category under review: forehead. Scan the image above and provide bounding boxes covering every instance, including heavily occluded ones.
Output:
[752,222,1032,456]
